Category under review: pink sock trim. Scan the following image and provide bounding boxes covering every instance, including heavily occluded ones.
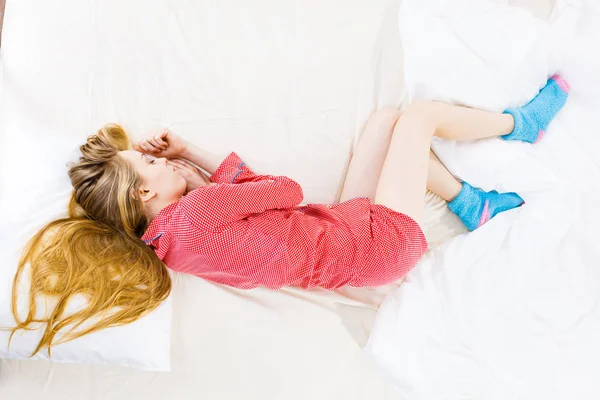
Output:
[551,74,570,93]
[478,200,491,227]
[534,129,545,144]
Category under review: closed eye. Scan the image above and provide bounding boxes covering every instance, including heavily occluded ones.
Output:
[143,154,156,164]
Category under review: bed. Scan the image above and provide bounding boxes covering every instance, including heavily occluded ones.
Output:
[0,0,554,399]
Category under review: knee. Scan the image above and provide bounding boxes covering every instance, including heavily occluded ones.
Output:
[404,100,438,119]
[397,100,439,136]
[373,107,402,120]
[367,104,438,141]
[368,107,402,129]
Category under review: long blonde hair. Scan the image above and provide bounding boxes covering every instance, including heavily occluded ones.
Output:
[10,124,171,356]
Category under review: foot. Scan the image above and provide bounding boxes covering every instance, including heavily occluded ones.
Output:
[501,74,570,143]
[448,182,524,231]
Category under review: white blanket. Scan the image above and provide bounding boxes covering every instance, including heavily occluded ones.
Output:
[366,1,600,398]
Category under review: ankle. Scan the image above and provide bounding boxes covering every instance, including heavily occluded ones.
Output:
[502,114,515,136]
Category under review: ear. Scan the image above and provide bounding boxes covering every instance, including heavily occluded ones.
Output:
[139,188,157,203]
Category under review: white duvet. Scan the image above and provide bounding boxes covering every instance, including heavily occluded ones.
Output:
[365,1,600,399]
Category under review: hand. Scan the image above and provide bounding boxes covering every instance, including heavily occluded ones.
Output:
[167,158,213,192]
[134,129,188,158]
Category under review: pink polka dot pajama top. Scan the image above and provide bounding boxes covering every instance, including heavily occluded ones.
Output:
[141,152,428,290]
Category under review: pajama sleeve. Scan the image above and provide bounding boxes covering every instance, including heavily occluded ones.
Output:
[210,152,264,184]
[182,153,304,229]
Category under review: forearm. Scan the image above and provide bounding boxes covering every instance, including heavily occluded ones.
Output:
[180,143,223,174]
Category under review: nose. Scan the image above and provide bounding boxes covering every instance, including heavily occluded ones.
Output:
[158,157,168,166]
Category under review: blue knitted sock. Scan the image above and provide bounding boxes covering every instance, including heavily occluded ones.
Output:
[448,182,524,231]
[501,74,570,143]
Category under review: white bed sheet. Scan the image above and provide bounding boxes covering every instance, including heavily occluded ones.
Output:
[0,0,552,399]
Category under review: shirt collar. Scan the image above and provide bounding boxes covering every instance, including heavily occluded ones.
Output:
[140,201,179,245]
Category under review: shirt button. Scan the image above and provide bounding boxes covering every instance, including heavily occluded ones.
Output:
[326,204,333,209]
[267,175,274,183]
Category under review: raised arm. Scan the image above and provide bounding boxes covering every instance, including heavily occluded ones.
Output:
[180,143,223,174]
[134,130,223,174]
[180,153,304,229]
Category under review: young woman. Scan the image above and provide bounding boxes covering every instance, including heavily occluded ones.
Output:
[12,75,569,354]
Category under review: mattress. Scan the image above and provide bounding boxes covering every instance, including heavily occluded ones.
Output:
[0,0,552,399]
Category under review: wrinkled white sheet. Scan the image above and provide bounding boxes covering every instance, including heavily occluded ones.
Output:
[366,1,600,399]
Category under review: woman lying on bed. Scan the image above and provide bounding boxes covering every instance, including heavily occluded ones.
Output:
[12,75,569,354]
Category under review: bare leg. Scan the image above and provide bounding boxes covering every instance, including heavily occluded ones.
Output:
[374,101,516,225]
[341,108,472,204]
[428,151,461,202]
[340,108,400,202]
[374,107,433,224]
[426,101,514,141]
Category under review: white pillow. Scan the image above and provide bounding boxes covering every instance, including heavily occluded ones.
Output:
[0,135,173,371]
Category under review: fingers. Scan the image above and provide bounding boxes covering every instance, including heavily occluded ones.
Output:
[135,129,173,154]
[150,131,170,149]
[136,140,158,153]
[147,136,166,151]
[167,161,186,176]
[136,136,165,154]
[149,129,172,150]
[168,158,197,172]
[169,164,184,175]
[154,133,168,148]
[169,158,196,167]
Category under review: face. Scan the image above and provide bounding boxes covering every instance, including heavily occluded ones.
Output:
[119,150,187,211]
